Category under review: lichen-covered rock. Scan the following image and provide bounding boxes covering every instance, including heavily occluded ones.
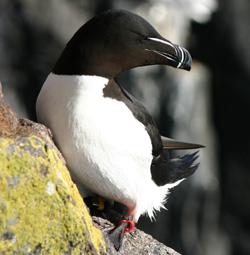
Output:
[0,134,106,255]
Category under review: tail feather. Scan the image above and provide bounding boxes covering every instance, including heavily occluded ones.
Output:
[177,151,199,170]
[151,150,199,186]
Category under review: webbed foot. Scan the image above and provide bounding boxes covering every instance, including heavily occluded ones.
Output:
[108,217,136,251]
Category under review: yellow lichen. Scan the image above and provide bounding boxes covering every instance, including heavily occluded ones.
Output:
[0,135,106,255]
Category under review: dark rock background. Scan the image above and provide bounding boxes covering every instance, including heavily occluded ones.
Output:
[0,0,249,254]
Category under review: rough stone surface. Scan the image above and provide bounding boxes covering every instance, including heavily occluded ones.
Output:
[0,135,106,255]
[93,217,181,255]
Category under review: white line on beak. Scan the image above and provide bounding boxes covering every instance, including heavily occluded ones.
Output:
[148,37,176,52]
[177,46,184,68]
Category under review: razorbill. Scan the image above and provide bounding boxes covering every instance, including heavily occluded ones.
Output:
[36,9,203,248]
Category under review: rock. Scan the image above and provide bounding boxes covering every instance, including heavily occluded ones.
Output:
[93,217,180,255]
[0,82,180,254]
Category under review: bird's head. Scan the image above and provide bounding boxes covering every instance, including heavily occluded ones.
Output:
[53,10,192,78]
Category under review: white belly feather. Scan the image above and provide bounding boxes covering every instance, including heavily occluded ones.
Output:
[36,73,169,220]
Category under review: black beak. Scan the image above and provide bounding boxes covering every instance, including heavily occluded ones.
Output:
[145,37,192,71]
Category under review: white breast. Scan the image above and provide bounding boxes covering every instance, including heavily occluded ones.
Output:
[36,73,169,221]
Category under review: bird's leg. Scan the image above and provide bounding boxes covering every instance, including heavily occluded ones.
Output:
[84,196,127,222]
[119,216,136,233]
[85,196,136,250]
[97,196,105,211]
[84,195,107,213]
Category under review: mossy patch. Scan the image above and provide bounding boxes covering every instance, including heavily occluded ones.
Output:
[0,135,106,255]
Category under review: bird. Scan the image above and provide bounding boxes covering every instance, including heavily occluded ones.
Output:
[36,9,203,249]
